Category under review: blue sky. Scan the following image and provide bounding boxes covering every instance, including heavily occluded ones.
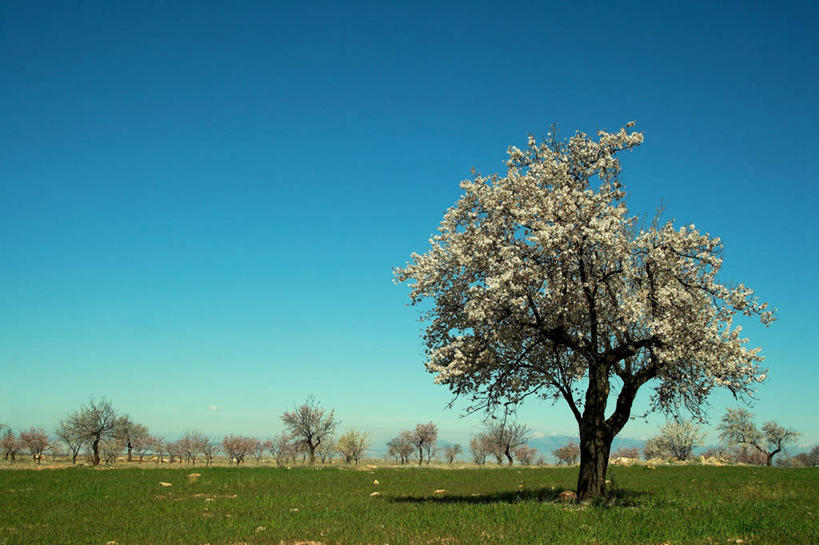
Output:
[1,1,817,448]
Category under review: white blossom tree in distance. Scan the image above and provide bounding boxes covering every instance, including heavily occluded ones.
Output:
[395,123,775,500]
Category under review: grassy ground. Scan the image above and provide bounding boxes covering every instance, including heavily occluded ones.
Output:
[0,464,816,544]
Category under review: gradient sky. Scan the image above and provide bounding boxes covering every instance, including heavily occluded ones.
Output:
[1,1,817,449]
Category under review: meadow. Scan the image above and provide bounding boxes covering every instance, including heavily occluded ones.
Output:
[0,464,816,545]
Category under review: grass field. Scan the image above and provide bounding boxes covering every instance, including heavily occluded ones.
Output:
[1,464,816,545]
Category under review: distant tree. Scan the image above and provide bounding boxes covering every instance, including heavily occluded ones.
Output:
[131,433,156,463]
[18,427,51,464]
[484,420,531,465]
[701,446,735,462]
[270,431,293,467]
[423,439,437,464]
[180,431,209,464]
[49,444,65,462]
[251,438,266,463]
[1,428,21,464]
[469,434,491,465]
[442,443,463,464]
[387,431,415,465]
[732,445,768,465]
[56,418,86,464]
[642,436,670,460]
[66,399,120,466]
[166,439,184,463]
[718,408,799,466]
[115,416,149,463]
[553,441,580,465]
[258,439,274,463]
[316,435,336,464]
[294,440,310,463]
[652,419,704,461]
[514,445,538,466]
[280,396,338,465]
[153,437,167,464]
[337,429,371,465]
[611,446,641,459]
[810,446,819,467]
[782,452,812,467]
[410,422,438,465]
[99,438,123,465]
[201,439,218,466]
[222,434,254,465]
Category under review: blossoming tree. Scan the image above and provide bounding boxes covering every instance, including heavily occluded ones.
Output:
[395,123,774,500]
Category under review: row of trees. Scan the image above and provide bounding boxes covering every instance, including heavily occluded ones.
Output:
[552,408,819,466]
[384,420,541,467]
[545,408,807,466]
[3,401,810,468]
[1,397,371,467]
[639,410,802,466]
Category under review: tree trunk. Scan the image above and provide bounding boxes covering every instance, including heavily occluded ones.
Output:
[92,436,101,466]
[577,423,613,501]
[72,450,78,464]
[505,448,513,465]
[418,447,423,465]
[127,441,133,462]
[576,359,615,501]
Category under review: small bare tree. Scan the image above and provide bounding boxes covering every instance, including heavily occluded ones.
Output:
[809,446,819,467]
[718,408,799,467]
[131,433,156,463]
[469,434,491,465]
[316,436,336,464]
[337,429,370,465]
[251,438,266,463]
[484,420,531,465]
[280,396,338,465]
[270,431,293,466]
[410,422,438,465]
[442,443,463,464]
[115,416,148,463]
[152,437,167,464]
[1,428,20,464]
[56,418,86,464]
[67,399,120,466]
[553,441,580,465]
[166,440,184,463]
[387,431,415,465]
[611,446,641,459]
[180,431,208,464]
[514,445,538,466]
[18,427,51,464]
[99,438,123,465]
[222,434,254,465]
[201,439,218,466]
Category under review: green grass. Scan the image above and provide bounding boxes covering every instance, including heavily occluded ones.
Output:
[1,465,816,544]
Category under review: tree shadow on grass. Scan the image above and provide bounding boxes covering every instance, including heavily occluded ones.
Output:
[388,487,650,508]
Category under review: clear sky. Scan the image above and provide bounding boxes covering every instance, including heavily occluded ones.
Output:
[1,1,817,449]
